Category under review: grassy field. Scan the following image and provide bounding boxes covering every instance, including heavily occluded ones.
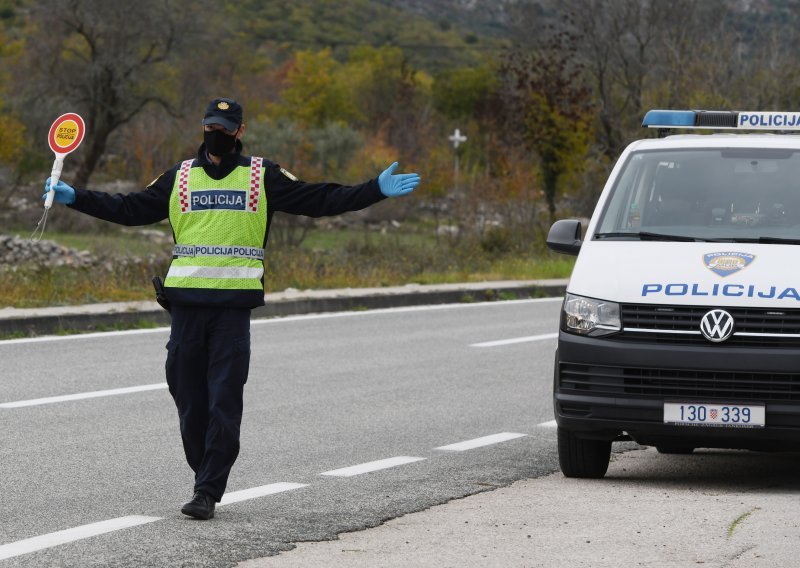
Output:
[39,229,172,257]
[0,225,574,308]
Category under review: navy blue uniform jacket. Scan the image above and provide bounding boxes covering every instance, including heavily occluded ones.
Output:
[69,142,386,308]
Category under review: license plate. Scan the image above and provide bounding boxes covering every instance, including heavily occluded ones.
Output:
[663,403,765,428]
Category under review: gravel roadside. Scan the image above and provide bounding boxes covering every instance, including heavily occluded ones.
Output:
[239,446,800,568]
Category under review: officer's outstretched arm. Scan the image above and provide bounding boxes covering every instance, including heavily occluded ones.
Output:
[41,171,172,226]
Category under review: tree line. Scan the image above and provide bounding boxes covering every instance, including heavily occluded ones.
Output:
[1,0,798,240]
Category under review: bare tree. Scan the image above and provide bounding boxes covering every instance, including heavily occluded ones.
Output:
[558,0,667,157]
[500,23,592,220]
[519,0,740,156]
[18,0,203,187]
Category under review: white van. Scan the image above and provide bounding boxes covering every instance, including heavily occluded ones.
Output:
[546,110,800,478]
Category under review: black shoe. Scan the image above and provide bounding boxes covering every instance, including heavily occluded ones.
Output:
[181,491,215,520]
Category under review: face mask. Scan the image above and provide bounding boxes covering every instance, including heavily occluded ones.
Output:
[204,129,237,156]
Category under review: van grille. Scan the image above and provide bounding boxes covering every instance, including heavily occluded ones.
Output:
[618,304,800,347]
[560,363,800,402]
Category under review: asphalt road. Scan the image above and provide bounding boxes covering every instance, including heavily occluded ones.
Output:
[0,298,565,567]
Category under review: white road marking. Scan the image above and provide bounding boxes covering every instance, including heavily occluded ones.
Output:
[470,333,558,347]
[251,297,563,327]
[0,297,562,346]
[219,483,308,506]
[320,456,426,477]
[0,516,161,561]
[0,383,167,409]
[538,420,558,428]
[0,327,170,345]
[435,432,527,452]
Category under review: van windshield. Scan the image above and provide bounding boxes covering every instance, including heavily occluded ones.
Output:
[594,148,800,242]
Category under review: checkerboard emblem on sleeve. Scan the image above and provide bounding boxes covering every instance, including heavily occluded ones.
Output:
[248,157,263,213]
[178,159,193,213]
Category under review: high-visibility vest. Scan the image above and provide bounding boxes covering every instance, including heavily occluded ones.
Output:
[165,157,267,296]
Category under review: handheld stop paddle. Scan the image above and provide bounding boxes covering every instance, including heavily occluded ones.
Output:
[31,112,86,241]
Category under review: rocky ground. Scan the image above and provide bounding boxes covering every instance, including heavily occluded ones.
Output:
[0,180,172,270]
[0,234,95,268]
[0,233,171,271]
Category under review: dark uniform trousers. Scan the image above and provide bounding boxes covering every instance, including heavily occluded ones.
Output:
[165,305,251,502]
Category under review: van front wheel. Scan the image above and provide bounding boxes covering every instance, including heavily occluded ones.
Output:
[557,427,611,479]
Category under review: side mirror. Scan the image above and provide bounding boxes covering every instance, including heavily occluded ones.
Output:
[546,219,582,255]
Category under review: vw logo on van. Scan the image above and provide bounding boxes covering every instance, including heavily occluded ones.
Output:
[700,310,735,342]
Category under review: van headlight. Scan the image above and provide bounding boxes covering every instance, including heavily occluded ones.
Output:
[561,294,621,337]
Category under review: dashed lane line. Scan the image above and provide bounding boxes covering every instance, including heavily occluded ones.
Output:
[0,383,168,409]
[219,483,308,506]
[435,432,527,451]
[470,333,558,347]
[1,429,538,560]
[320,456,426,477]
[0,485,310,560]
[0,516,161,561]
[538,420,558,428]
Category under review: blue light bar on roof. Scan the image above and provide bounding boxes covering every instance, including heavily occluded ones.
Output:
[642,110,800,130]
[642,110,695,127]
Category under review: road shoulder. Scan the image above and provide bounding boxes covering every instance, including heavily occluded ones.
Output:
[239,447,800,568]
[0,279,567,336]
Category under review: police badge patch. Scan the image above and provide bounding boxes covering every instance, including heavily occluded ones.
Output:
[146,173,163,188]
[703,252,755,277]
[280,168,298,181]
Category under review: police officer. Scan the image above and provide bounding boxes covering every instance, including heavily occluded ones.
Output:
[44,97,420,520]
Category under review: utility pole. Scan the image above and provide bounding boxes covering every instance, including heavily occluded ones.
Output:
[448,128,467,192]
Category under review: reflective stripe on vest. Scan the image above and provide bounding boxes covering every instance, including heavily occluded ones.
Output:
[248,157,263,212]
[165,156,268,292]
[177,159,192,213]
[166,266,264,279]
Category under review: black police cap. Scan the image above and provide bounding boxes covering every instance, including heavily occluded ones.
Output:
[202,98,243,132]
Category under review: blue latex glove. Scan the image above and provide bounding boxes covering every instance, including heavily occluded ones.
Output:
[378,162,420,197]
[43,177,76,205]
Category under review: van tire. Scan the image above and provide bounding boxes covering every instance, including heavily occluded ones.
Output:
[557,427,611,478]
[656,445,694,454]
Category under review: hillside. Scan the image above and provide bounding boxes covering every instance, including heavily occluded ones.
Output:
[228,0,508,71]
[381,0,516,37]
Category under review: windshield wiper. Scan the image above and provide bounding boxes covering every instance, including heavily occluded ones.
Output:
[757,236,800,245]
[594,231,721,242]
[728,236,800,245]
[711,236,800,245]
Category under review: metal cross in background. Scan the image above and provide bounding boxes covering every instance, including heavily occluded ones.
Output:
[448,128,467,192]
[449,128,467,149]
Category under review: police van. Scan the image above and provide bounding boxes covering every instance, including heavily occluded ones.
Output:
[546,110,800,478]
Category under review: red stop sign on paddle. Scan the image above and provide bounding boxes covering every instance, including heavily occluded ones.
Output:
[48,113,86,155]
